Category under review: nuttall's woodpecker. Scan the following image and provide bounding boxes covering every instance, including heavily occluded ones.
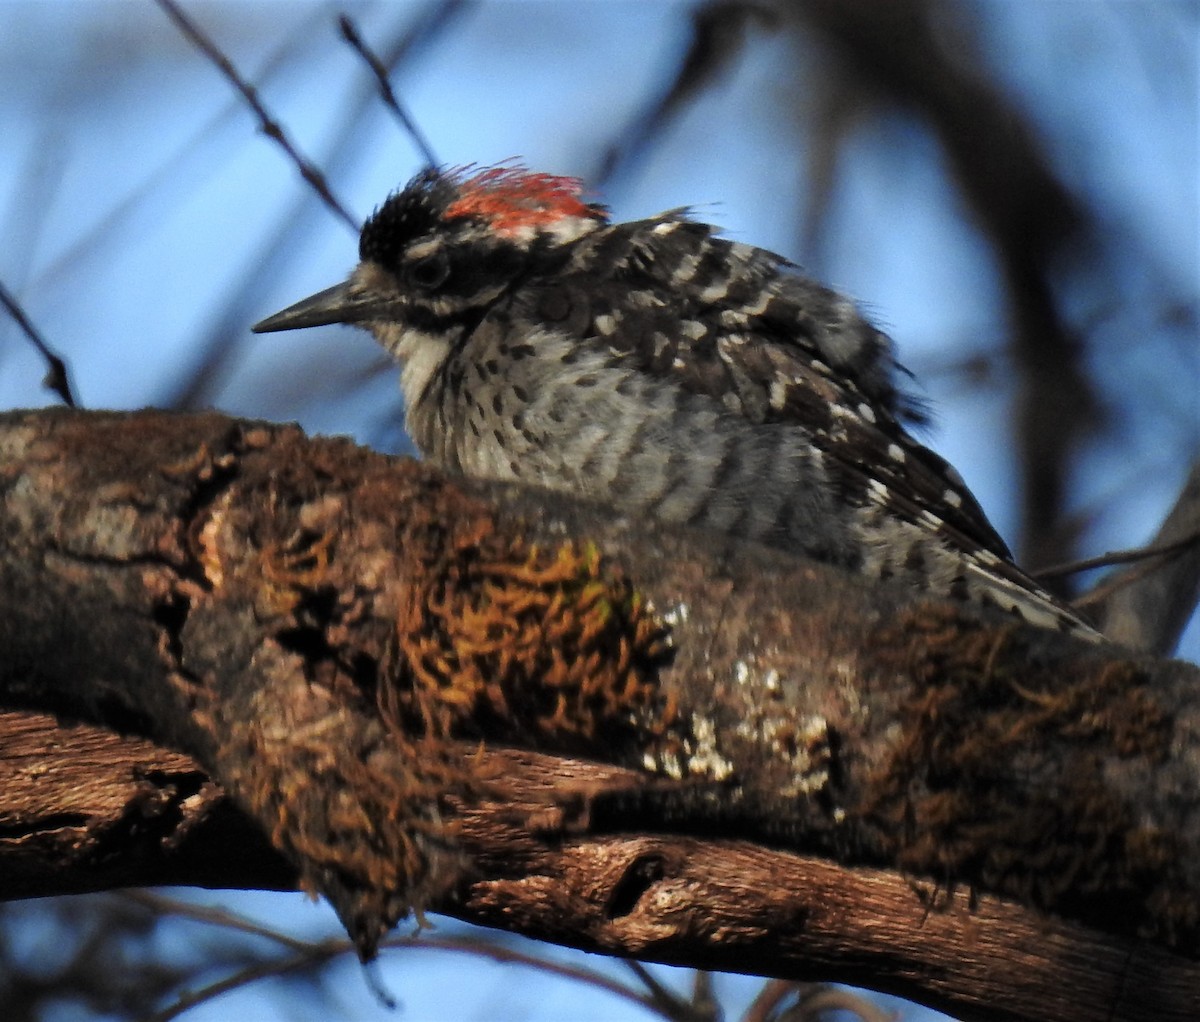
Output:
[254,164,1099,640]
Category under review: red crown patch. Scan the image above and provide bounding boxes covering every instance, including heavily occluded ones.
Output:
[444,165,602,233]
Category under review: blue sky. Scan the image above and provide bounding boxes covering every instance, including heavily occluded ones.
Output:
[1,2,1197,1019]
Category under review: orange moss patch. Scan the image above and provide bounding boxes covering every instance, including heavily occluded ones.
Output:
[209,466,680,955]
[384,533,676,752]
[237,472,678,757]
[255,526,336,616]
[234,701,480,955]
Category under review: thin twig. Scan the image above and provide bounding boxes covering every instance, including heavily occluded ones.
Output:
[691,971,719,1022]
[793,984,897,1022]
[1073,554,1165,608]
[394,934,665,1015]
[1089,460,1200,653]
[119,890,315,952]
[145,939,347,1022]
[154,0,358,232]
[1036,528,1200,580]
[0,278,77,407]
[741,978,893,1022]
[743,978,800,1022]
[625,960,706,1022]
[122,890,668,1020]
[338,14,439,168]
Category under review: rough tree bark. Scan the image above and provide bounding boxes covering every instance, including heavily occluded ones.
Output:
[1,408,1198,1022]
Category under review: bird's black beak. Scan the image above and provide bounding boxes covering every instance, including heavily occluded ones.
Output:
[252,281,394,333]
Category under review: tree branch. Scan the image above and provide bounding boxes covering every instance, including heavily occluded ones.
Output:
[1,408,1198,1021]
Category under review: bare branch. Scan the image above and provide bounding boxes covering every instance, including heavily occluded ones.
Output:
[2,408,1199,1022]
[1036,527,1200,582]
[154,0,358,231]
[0,278,77,407]
[126,887,672,1022]
[6,706,1199,1022]
[338,14,439,168]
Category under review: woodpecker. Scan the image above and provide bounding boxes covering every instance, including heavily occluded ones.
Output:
[254,164,1099,640]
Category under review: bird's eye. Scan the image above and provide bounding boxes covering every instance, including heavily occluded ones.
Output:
[405,251,450,290]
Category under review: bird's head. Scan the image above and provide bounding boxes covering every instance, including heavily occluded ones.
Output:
[253,164,607,356]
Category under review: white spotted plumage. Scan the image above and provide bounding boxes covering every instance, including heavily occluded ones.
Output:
[254,163,1102,642]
